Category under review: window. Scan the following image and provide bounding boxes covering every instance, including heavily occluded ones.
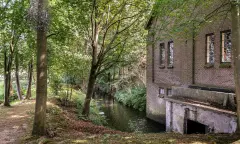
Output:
[160,43,165,66]
[168,41,174,66]
[221,30,232,63]
[167,88,172,96]
[206,34,215,64]
[159,88,165,95]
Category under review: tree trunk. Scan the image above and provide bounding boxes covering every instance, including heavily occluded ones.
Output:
[4,49,11,106]
[26,58,33,99]
[231,0,240,132]
[32,0,48,135]
[82,66,97,116]
[82,1,99,116]
[70,86,72,100]
[15,51,22,100]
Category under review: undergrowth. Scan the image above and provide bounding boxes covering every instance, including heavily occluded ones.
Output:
[53,87,107,126]
[114,86,146,111]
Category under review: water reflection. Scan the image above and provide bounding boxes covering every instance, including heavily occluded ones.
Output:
[94,95,165,133]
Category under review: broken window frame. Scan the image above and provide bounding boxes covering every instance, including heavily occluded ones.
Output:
[168,41,174,66]
[220,30,232,63]
[205,33,215,65]
[159,43,165,66]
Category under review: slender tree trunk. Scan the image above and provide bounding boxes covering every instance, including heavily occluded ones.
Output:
[231,0,240,132]
[66,84,69,99]
[82,0,99,116]
[15,51,22,100]
[82,66,97,116]
[3,49,11,106]
[70,86,72,100]
[26,58,33,99]
[32,0,48,136]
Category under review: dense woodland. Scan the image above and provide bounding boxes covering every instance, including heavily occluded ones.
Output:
[0,0,240,143]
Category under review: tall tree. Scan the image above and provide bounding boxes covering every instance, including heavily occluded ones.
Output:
[1,0,26,106]
[26,58,33,99]
[82,0,150,116]
[15,49,22,100]
[30,0,49,136]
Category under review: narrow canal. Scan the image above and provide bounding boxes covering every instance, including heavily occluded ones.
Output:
[95,96,165,133]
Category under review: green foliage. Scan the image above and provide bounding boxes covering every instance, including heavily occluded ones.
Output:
[115,86,146,111]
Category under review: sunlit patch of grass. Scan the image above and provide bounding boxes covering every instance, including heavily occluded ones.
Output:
[10,100,21,105]
[72,139,89,143]
[168,138,176,143]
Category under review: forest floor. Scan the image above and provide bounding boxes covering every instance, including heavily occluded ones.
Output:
[1,99,240,144]
[0,100,35,144]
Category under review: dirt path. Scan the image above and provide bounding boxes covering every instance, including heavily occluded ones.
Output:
[0,101,35,144]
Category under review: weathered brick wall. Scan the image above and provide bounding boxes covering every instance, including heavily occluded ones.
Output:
[146,13,234,124]
[194,18,234,89]
[146,34,166,124]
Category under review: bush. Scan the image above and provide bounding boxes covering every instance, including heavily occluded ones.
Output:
[114,86,146,111]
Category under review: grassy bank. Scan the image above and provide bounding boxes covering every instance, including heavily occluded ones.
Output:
[50,88,107,126]
[21,99,240,144]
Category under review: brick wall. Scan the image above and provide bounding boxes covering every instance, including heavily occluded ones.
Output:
[194,17,234,89]
[146,15,235,124]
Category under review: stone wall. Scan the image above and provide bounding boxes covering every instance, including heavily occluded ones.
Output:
[172,87,236,109]
[166,100,237,134]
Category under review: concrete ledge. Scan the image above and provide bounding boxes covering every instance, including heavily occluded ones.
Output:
[172,87,236,108]
[165,97,236,116]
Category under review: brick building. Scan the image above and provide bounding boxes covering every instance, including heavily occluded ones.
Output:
[146,3,237,134]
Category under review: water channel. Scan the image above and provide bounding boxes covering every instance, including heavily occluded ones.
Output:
[94,96,165,133]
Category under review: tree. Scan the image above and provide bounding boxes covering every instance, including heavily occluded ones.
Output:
[1,0,27,106]
[26,58,33,99]
[81,0,150,116]
[15,48,22,100]
[29,0,49,136]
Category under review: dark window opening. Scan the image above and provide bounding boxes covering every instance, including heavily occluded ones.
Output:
[186,120,208,134]
[167,88,172,96]
[160,43,165,66]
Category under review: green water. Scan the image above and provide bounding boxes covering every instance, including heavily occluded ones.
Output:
[96,96,165,133]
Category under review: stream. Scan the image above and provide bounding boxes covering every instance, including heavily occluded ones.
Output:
[94,96,165,133]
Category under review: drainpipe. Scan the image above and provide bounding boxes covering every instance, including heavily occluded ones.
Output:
[192,23,196,85]
[152,33,155,83]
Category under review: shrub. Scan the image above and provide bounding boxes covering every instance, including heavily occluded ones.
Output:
[114,86,146,111]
